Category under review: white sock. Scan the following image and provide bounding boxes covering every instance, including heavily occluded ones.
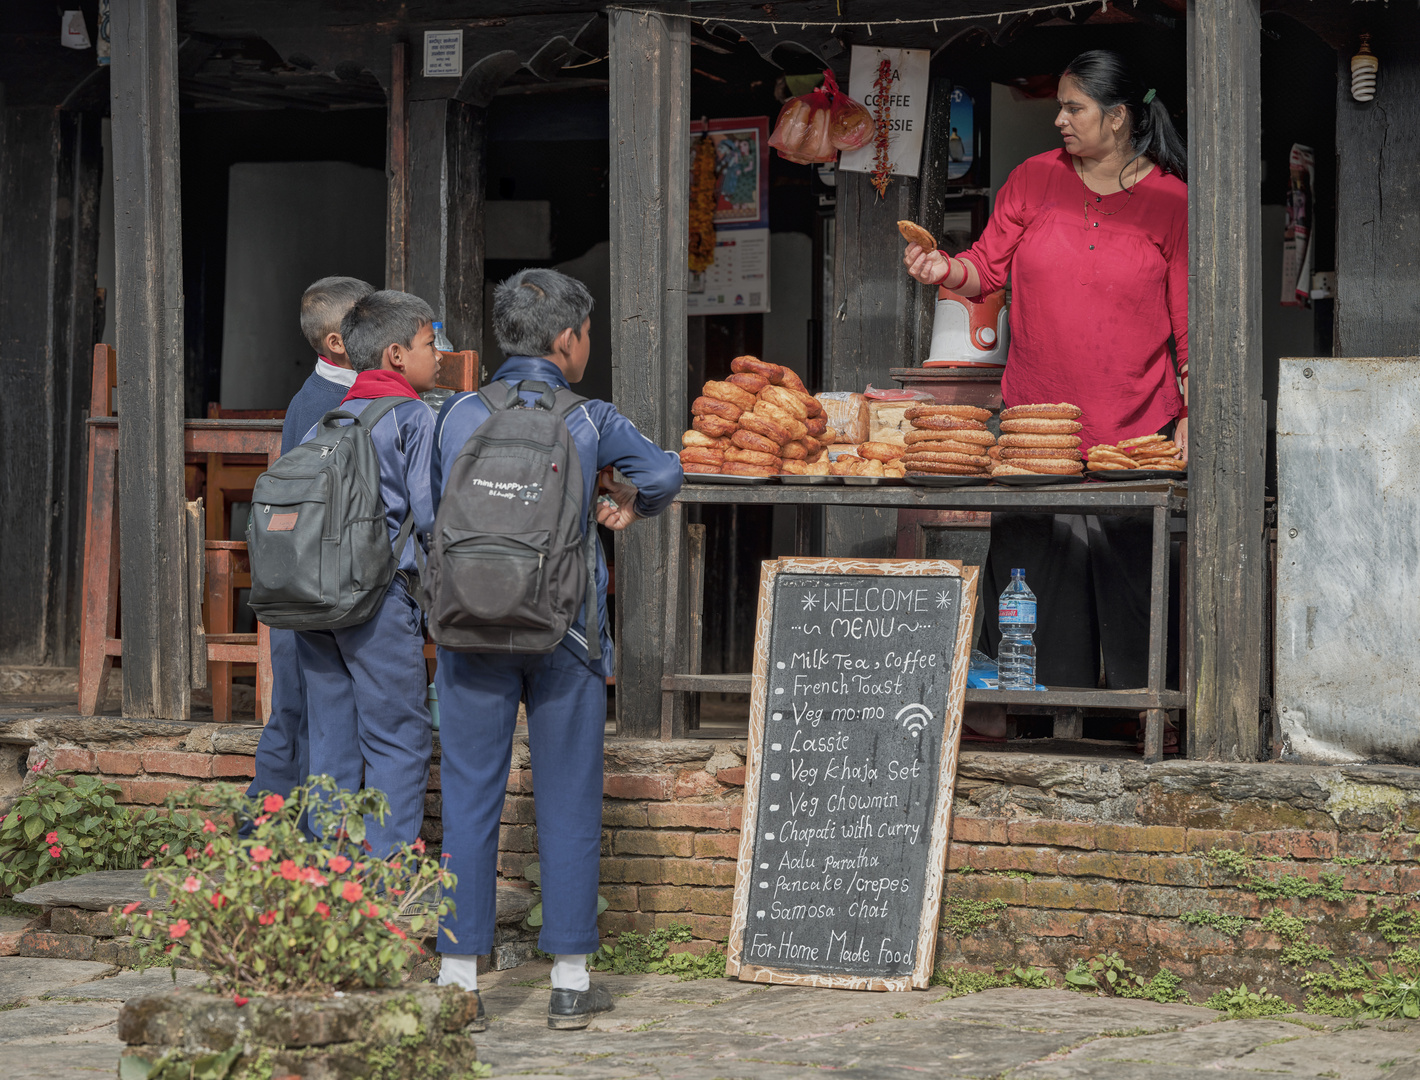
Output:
[551,953,589,992]
[438,954,479,992]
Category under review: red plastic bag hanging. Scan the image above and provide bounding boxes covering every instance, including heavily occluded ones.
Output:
[769,70,873,164]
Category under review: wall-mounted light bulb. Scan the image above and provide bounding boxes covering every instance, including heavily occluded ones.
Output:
[1351,34,1379,102]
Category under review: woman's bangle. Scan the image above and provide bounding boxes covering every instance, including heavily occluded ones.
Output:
[937,255,967,291]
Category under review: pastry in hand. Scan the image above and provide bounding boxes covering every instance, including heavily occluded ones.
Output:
[898,220,936,249]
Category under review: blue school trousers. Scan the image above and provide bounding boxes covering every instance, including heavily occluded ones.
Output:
[295,579,431,855]
[248,628,309,798]
[435,646,606,956]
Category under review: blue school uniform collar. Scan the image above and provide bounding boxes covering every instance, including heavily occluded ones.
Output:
[490,356,570,391]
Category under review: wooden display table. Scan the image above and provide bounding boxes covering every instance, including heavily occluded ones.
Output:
[660,479,1187,762]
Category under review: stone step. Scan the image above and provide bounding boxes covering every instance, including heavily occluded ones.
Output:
[16,868,535,927]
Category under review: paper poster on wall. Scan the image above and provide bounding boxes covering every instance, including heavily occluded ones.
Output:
[689,228,770,314]
[690,118,771,229]
[839,46,931,179]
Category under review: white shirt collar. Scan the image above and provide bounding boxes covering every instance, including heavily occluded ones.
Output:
[314,356,357,388]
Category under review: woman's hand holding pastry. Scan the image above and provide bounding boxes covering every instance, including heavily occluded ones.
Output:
[903,243,952,286]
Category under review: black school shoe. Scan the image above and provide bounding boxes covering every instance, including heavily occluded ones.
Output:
[465,989,487,1033]
[547,983,615,1030]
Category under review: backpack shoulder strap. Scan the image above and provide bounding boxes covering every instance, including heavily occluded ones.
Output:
[353,395,410,430]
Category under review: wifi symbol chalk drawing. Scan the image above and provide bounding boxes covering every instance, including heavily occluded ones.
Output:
[896,703,934,738]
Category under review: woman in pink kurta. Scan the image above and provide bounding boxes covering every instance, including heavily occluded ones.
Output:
[905,50,1189,701]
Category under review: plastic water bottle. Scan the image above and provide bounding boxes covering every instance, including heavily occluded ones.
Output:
[432,321,453,351]
[997,568,1037,690]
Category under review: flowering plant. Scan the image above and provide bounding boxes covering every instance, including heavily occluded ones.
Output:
[133,777,455,995]
[0,765,206,895]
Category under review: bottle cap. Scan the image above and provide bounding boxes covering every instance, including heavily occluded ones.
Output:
[432,321,443,328]
[1011,567,1024,575]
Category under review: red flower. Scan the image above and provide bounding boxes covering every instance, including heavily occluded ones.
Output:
[232,995,249,1007]
[278,860,300,882]
[48,845,63,858]
[362,839,373,852]
[168,919,190,940]
[442,852,453,860]
[203,842,215,857]
[210,892,227,909]
[315,902,330,919]
[412,838,426,854]
[328,856,352,874]
[254,814,271,826]
[341,882,364,903]
[250,846,273,863]
[122,902,142,915]
[258,910,278,925]
[181,876,200,893]
[30,758,48,773]
[361,902,379,919]
[142,857,154,869]
[45,831,58,844]
[263,794,285,813]
[383,920,408,940]
[202,819,218,834]
[184,847,196,860]
[160,844,169,853]
[301,868,327,887]
[390,862,402,871]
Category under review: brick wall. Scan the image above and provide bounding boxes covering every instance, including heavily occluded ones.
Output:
[11,714,1420,1001]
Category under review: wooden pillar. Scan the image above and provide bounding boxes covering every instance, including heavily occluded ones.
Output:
[407,98,486,353]
[823,169,924,558]
[0,107,103,666]
[608,4,689,738]
[1186,0,1265,760]
[1334,9,1420,356]
[110,0,190,719]
[386,43,409,292]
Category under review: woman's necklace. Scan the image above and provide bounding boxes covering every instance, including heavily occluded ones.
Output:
[1077,156,1142,220]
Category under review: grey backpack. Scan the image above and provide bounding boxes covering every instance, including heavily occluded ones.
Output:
[246,396,414,630]
[425,380,600,657]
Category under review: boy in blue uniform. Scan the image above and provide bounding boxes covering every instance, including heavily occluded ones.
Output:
[432,269,682,1029]
[248,277,372,812]
[294,290,439,855]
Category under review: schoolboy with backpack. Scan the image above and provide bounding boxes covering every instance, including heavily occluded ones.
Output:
[246,290,439,856]
[429,269,681,1030]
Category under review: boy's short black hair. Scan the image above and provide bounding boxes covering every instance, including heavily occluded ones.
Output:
[492,268,594,357]
[341,290,436,373]
[299,276,374,354]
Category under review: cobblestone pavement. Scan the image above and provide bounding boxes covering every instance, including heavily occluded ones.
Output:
[4,954,1420,1079]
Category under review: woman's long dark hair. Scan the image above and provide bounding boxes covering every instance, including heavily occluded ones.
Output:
[1061,50,1187,183]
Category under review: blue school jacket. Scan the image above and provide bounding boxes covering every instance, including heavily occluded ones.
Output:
[282,358,356,455]
[430,356,683,676]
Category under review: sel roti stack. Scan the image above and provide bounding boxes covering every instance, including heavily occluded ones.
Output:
[901,404,997,477]
[994,404,1085,477]
[679,357,827,477]
[1086,434,1186,473]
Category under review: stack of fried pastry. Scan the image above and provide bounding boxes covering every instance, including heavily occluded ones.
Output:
[992,404,1084,477]
[679,357,827,477]
[824,443,907,478]
[1086,434,1185,472]
[900,404,996,476]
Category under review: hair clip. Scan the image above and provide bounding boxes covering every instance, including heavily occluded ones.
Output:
[1142,88,1157,104]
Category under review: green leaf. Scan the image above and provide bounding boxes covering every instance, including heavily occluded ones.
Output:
[23,815,45,842]
[117,1054,152,1080]
[527,902,543,927]
[523,862,542,886]
[596,895,609,916]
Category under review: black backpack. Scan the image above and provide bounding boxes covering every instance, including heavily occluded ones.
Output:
[246,396,414,630]
[425,380,600,658]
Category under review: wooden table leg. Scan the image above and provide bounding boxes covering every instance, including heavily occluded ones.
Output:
[79,438,118,715]
[257,620,272,723]
[207,548,232,723]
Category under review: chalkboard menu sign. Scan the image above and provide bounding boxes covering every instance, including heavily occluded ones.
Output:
[725,557,979,991]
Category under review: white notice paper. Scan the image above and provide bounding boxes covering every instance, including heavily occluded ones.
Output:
[424,30,463,77]
[838,46,931,179]
[688,228,770,315]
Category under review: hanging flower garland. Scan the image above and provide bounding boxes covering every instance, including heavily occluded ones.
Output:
[689,134,718,274]
[870,58,895,198]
